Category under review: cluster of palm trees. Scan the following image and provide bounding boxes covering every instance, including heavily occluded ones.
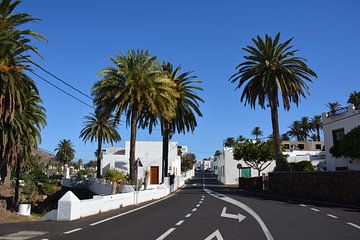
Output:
[0,0,47,204]
[326,91,360,114]
[230,33,317,170]
[286,115,322,141]
[78,50,203,182]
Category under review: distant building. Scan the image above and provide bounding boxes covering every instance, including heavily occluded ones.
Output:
[322,104,360,171]
[195,158,214,172]
[101,141,186,184]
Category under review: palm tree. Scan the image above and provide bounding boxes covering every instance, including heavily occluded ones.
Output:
[300,116,311,140]
[347,91,360,109]
[326,102,341,114]
[310,115,322,141]
[287,121,307,141]
[158,63,203,180]
[236,135,246,143]
[251,127,263,140]
[92,49,178,182]
[79,110,121,178]
[55,139,75,166]
[224,137,236,148]
[230,33,317,170]
[281,133,290,141]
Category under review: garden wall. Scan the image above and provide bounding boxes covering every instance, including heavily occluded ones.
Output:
[238,177,263,191]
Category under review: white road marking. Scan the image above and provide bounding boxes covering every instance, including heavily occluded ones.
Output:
[203,174,273,240]
[310,208,320,212]
[196,204,201,207]
[0,231,47,240]
[204,229,224,240]
[175,220,185,226]
[347,222,360,230]
[63,228,83,234]
[156,228,176,240]
[220,207,246,222]
[192,208,197,212]
[89,193,174,226]
[299,204,306,207]
[185,213,192,217]
[326,214,339,219]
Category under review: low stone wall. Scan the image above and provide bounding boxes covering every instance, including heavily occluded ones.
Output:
[268,171,360,205]
[238,177,263,191]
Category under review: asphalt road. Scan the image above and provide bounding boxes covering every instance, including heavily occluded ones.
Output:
[0,172,359,240]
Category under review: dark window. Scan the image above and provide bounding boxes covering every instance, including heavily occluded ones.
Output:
[335,166,348,171]
[315,144,322,150]
[332,128,345,143]
[298,144,305,150]
[284,144,290,150]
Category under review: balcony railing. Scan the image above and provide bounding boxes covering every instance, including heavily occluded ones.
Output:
[327,106,348,117]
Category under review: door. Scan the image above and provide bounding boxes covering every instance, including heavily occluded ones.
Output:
[241,167,251,178]
[150,166,159,184]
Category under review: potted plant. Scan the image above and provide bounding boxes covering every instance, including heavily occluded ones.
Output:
[144,169,150,190]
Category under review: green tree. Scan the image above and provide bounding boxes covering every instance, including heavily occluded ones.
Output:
[300,116,311,140]
[281,133,290,141]
[251,127,263,140]
[0,0,46,187]
[214,150,221,157]
[287,121,307,141]
[93,49,178,182]
[181,153,197,173]
[347,91,360,109]
[230,33,317,170]
[55,139,75,166]
[326,102,341,114]
[233,140,275,176]
[236,135,246,143]
[79,110,121,178]
[330,126,360,160]
[310,115,322,141]
[224,137,236,148]
[159,63,203,180]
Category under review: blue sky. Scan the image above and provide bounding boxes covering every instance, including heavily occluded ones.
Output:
[19,0,359,161]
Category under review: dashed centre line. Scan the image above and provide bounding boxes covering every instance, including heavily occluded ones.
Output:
[299,204,306,207]
[175,220,185,226]
[196,204,201,207]
[63,228,83,234]
[310,208,320,212]
[192,208,197,212]
[326,214,339,219]
[347,222,360,230]
[156,228,176,240]
[185,213,192,218]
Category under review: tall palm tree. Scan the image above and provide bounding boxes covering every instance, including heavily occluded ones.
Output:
[287,121,307,141]
[230,33,317,170]
[281,133,290,141]
[236,135,246,143]
[80,110,121,178]
[300,116,311,140]
[326,102,341,114]
[251,127,263,140]
[347,91,360,109]
[224,137,236,148]
[159,63,203,180]
[0,0,46,186]
[92,50,178,181]
[55,139,75,166]
[310,115,322,141]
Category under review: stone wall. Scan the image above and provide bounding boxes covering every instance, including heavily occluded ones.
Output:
[238,177,263,191]
[268,171,360,205]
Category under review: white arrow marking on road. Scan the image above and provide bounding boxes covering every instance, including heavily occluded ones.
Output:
[221,207,246,223]
[204,229,224,240]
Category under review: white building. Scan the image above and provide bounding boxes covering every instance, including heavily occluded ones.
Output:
[102,141,185,184]
[322,104,360,171]
[195,158,214,172]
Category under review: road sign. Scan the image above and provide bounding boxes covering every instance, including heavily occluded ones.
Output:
[237,163,242,169]
[204,230,224,240]
[220,207,246,223]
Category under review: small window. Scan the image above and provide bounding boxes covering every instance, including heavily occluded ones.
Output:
[315,144,321,150]
[298,144,305,150]
[332,128,345,143]
[335,166,348,171]
[284,144,290,149]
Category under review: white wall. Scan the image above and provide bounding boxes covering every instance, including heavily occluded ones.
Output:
[322,105,360,171]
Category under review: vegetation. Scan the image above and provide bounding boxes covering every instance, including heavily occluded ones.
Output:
[310,115,322,141]
[181,153,196,173]
[233,140,275,176]
[287,120,308,141]
[251,127,263,140]
[224,137,236,148]
[330,126,360,160]
[348,91,360,109]
[230,33,317,170]
[326,102,341,113]
[285,160,314,172]
[93,49,179,182]
[0,0,46,188]
[237,135,246,143]
[55,139,75,166]
[80,110,121,178]
[103,168,127,194]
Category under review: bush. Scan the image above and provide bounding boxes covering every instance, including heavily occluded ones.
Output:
[285,160,314,171]
[330,126,360,160]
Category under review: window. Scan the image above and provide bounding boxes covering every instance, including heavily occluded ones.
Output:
[335,166,348,171]
[298,144,304,150]
[332,128,345,143]
[284,144,290,150]
[315,144,322,150]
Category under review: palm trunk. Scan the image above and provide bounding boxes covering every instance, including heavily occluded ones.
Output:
[129,110,138,182]
[96,135,102,178]
[316,127,320,141]
[14,153,21,207]
[162,120,169,183]
[0,159,11,188]
[270,94,284,171]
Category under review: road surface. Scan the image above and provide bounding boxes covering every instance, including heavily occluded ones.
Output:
[0,172,359,239]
